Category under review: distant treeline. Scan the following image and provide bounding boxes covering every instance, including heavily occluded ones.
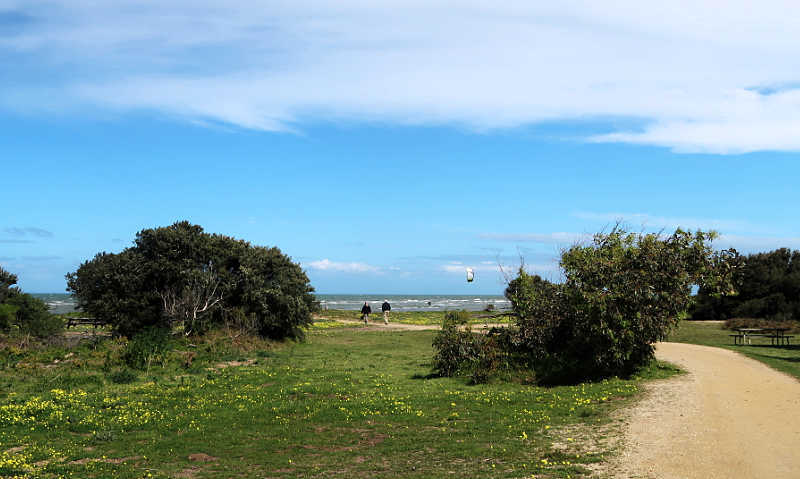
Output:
[691,248,800,321]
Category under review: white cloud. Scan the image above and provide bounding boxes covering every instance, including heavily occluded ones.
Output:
[4,1,800,152]
[306,258,379,273]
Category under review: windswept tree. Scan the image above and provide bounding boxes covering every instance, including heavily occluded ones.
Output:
[66,221,317,339]
[504,227,741,383]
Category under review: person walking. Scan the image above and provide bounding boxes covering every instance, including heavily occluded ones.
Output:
[360,301,372,324]
[381,299,391,325]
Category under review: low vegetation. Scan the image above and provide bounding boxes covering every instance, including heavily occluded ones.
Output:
[0,324,678,479]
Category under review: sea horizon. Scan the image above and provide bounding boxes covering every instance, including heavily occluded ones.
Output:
[33,293,511,314]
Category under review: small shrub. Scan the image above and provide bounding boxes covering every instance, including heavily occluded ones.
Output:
[443,310,471,326]
[483,304,495,312]
[432,311,519,383]
[92,430,116,442]
[108,369,137,384]
[17,312,64,339]
[432,311,477,377]
[4,292,63,339]
[0,346,25,370]
[122,327,171,370]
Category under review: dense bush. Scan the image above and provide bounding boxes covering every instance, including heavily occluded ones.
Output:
[432,310,521,383]
[466,227,742,385]
[432,311,478,377]
[122,327,171,370]
[692,248,800,322]
[0,266,63,338]
[67,221,317,339]
[108,368,138,384]
[0,304,16,332]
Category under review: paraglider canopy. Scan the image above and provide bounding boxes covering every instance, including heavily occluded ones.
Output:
[466,267,474,282]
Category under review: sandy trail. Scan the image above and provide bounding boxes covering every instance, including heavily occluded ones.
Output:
[615,342,800,479]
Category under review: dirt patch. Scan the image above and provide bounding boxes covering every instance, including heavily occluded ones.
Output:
[188,453,218,462]
[69,456,140,465]
[3,446,25,454]
[213,359,256,369]
[174,466,203,478]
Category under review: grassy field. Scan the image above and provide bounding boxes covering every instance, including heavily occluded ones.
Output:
[0,324,678,479]
[316,309,510,326]
[668,321,800,380]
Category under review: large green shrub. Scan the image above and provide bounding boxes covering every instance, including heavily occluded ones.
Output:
[504,227,741,384]
[67,221,317,339]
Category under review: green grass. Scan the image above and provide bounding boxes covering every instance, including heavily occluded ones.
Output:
[0,327,671,478]
[317,309,510,326]
[668,321,800,380]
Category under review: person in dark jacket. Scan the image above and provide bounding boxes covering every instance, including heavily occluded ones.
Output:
[360,301,372,324]
[381,299,391,325]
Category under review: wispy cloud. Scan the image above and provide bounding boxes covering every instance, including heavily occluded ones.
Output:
[3,227,54,238]
[306,258,379,273]
[3,2,800,153]
[572,212,752,233]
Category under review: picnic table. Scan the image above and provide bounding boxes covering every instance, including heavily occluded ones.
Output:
[730,327,793,346]
[65,317,105,329]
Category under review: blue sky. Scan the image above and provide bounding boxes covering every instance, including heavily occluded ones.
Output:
[2,1,800,294]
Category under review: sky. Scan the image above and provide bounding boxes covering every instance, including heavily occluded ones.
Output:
[2,1,800,294]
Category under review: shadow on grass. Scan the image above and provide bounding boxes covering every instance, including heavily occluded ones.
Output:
[410,372,441,380]
[738,344,800,351]
[747,353,800,363]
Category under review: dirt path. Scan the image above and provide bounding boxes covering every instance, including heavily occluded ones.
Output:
[329,319,506,331]
[614,342,800,479]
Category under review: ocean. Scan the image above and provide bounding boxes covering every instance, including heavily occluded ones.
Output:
[32,293,510,314]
